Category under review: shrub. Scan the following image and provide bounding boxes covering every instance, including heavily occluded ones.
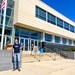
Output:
[65,48,75,52]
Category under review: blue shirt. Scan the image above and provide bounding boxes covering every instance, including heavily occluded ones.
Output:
[13,43,21,53]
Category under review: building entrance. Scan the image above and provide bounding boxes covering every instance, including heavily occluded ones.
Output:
[19,37,39,51]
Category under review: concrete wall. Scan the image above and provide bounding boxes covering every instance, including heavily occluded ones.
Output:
[0,50,12,71]
[14,0,75,40]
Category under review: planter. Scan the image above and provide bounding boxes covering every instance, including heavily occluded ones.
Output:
[6,44,13,50]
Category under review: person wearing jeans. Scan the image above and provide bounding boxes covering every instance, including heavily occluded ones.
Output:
[12,38,21,71]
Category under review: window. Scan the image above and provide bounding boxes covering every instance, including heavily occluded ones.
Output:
[57,18,63,28]
[50,14,56,25]
[31,31,38,37]
[20,28,29,36]
[47,13,51,23]
[55,36,60,43]
[47,13,56,25]
[68,39,72,45]
[36,6,39,17]
[0,28,2,34]
[5,17,10,25]
[36,6,46,21]
[45,34,52,42]
[4,29,12,35]
[64,22,69,30]
[7,0,14,8]
[62,38,67,44]
[70,25,74,32]
[6,7,13,17]
[73,41,75,45]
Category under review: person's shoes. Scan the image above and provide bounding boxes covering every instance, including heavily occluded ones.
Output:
[13,69,16,71]
[18,69,21,71]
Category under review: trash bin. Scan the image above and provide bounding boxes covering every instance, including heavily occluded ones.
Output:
[40,48,44,53]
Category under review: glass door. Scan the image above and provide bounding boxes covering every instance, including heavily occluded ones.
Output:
[30,39,39,51]
[20,38,29,51]
[20,38,24,50]
[30,40,35,51]
[25,39,29,51]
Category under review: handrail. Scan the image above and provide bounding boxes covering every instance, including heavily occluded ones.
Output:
[44,47,68,58]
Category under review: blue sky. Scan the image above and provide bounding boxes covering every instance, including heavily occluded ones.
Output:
[42,0,75,22]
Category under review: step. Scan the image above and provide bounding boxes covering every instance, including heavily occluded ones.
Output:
[21,52,65,62]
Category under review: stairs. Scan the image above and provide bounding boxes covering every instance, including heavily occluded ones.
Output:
[22,54,38,63]
[22,52,65,63]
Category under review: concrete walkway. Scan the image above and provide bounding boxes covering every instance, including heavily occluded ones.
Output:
[0,59,75,75]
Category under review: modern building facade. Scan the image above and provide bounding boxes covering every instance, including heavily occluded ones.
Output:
[0,0,75,51]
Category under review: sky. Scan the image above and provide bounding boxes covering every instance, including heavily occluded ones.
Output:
[42,0,75,22]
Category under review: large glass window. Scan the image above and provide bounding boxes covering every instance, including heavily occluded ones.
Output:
[7,0,14,8]
[36,6,46,21]
[68,39,72,45]
[45,34,52,42]
[47,13,56,25]
[15,27,20,37]
[50,14,56,25]
[0,26,12,35]
[73,41,75,45]
[15,26,41,40]
[6,7,13,17]
[57,18,63,28]
[20,28,29,36]
[30,31,39,39]
[62,38,67,44]
[47,13,51,23]
[70,25,74,32]
[0,0,14,26]
[64,22,69,30]
[55,36,60,43]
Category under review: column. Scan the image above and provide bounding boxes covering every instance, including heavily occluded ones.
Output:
[60,37,62,44]
[56,17,57,25]
[46,12,48,22]
[66,39,69,45]
[72,40,74,46]
[42,33,45,42]
[52,35,55,43]
[11,26,15,44]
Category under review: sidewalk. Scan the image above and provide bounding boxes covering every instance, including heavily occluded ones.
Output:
[0,59,75,75]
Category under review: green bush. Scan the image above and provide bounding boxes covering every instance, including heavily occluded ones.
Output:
[65,48,75,52]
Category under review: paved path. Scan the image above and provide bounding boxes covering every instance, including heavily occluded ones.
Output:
[0,59,75,75]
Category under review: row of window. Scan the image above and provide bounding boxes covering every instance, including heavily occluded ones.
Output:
[15,27,41,40]
[45,34,73,45]
[36,6,75,33]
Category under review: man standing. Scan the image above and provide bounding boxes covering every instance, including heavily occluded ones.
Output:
[12,38,21,71]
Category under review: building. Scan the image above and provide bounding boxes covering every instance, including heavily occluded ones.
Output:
[0,0,75,51]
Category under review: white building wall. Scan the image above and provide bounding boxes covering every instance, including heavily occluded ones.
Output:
[14,0,75,41]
